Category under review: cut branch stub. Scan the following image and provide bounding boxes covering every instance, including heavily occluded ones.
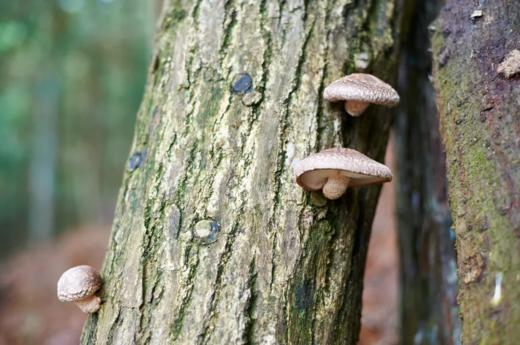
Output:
[192,219,221,244]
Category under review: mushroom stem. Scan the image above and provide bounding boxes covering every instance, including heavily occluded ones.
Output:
[322,175,350,200]
[345,101,369,116]
[74,295,101,313]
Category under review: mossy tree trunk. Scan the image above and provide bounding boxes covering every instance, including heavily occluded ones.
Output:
[432,1,520,344]
[81,0,406,344]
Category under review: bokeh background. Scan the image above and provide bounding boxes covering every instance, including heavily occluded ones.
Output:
[0,1,398,344]
[0,0,156,253]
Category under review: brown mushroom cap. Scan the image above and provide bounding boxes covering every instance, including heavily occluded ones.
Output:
[57,265,102,302]
[294,148,392,191]
[323,73,400,107]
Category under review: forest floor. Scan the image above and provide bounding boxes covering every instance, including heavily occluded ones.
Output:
[0,151,398,345]
[0,225,109,345]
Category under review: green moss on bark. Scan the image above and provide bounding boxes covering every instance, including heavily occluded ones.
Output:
[432,1,520,343]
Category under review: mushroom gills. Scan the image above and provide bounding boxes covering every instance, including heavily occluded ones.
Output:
[322,175,350,200]
[345,101,369,116]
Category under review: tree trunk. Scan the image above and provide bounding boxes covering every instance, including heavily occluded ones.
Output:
[432,1,520,343]
[81,0,406,344]
[395,1,460,344]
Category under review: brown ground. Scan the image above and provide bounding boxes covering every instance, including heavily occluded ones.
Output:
[0,150,398,345]
[0,226,109,345]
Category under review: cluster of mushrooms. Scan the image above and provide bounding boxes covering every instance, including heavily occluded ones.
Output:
[56,74,398,314]
[293,73,399,200]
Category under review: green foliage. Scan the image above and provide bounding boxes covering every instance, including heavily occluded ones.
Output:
[0,21,27,52]
[0,0,155,256]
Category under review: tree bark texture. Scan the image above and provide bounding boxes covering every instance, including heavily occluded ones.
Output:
[81,0,407,344]
[395,1,460,344]
[432,1,520,344]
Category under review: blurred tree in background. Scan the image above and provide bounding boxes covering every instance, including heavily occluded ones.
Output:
[0,0,155,256]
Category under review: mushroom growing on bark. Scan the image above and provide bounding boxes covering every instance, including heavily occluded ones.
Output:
[293,147,392,200]
[57,265,102,313]
[323,73,400,116]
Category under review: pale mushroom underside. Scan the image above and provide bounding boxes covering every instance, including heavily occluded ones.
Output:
[296,169,390,191]
[293,148,393,191]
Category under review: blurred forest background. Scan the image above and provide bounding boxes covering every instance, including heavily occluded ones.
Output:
[0,1,398,344]
[0,0,156,255]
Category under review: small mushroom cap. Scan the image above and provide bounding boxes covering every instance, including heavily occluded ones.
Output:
[293,148,392,191]
[323,73,400,107]
[57,265,102,302]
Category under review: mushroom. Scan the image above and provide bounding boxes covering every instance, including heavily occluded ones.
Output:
[57,265,102,313]
[323,73,400,116]
[293,147,392,200]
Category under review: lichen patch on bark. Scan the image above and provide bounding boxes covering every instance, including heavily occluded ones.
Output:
[497,49,520,79]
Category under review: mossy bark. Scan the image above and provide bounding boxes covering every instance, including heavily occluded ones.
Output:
[81,0,405,344]
[432,1,520,344]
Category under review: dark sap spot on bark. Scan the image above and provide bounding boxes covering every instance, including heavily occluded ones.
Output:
[295,280,314,310]
[232,73,253,94]
[193,219,221,244]
[128,151,145,172]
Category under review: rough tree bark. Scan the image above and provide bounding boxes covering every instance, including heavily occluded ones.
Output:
[395,0,460,344]
[81,0,407,344]
[432,1,520,344]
